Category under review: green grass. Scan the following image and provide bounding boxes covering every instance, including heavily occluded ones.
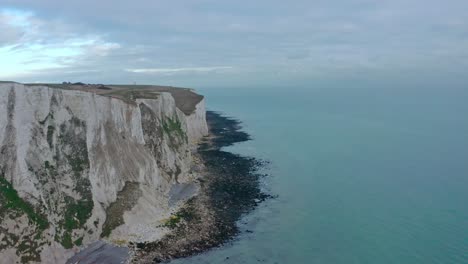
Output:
[74,236,84,246]
[0,176,49,230]
[162,215,181,229]
[163,116,187,141]
[162,208,195,229]
[0,175,47,261]
[63,198,94,231]
[58,195,93,250]
[163,117,183,134]
[101,226,113,238]
[61,232,73,249]
[162,116,188,150]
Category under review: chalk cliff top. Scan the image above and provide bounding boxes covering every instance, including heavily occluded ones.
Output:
[0,81,204,115]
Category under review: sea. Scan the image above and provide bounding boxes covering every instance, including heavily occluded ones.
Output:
[171,82,468,264]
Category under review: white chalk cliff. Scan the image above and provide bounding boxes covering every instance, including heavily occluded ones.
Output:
[0,82,208,263]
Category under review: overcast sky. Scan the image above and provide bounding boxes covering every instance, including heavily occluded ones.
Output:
[0,0,467,87]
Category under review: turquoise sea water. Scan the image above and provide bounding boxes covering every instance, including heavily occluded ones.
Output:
[173,84,468,264]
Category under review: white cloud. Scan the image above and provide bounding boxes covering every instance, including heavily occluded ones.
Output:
[0,8,121,79]
[1,1,468,85]
[126,66,233,74]
[0,10,27,45]
[87,42,121,56]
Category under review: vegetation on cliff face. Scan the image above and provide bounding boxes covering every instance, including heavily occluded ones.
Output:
[162,116,184,138]
[101,182,142,238]
[36,114,94,249]
[58,197,93,249]
[139,104,186,183]
[0,175,49,230]
[56,117,94,248]
[0,173,49,262]
[139,103,164,161]
[163,116,188,150]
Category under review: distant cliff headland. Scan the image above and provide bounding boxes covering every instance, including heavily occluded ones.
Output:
[0,82,268,264]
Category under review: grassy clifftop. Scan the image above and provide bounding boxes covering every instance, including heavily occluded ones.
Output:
[25,83,204,115]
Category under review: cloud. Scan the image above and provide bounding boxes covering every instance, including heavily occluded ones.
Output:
[87,42,121,56]
[126,66,233,74]
[0,1,467,85]
[0,8,121,79]
[0,10,26,45]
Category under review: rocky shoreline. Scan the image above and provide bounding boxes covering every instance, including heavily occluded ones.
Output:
[134,111,270,263]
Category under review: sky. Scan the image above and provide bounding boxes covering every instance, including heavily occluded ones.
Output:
[0,0,467,87]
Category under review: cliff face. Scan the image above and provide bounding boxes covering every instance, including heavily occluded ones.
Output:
[0,83,208,263]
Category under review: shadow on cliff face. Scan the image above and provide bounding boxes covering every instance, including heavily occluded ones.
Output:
[135,111,271,263]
